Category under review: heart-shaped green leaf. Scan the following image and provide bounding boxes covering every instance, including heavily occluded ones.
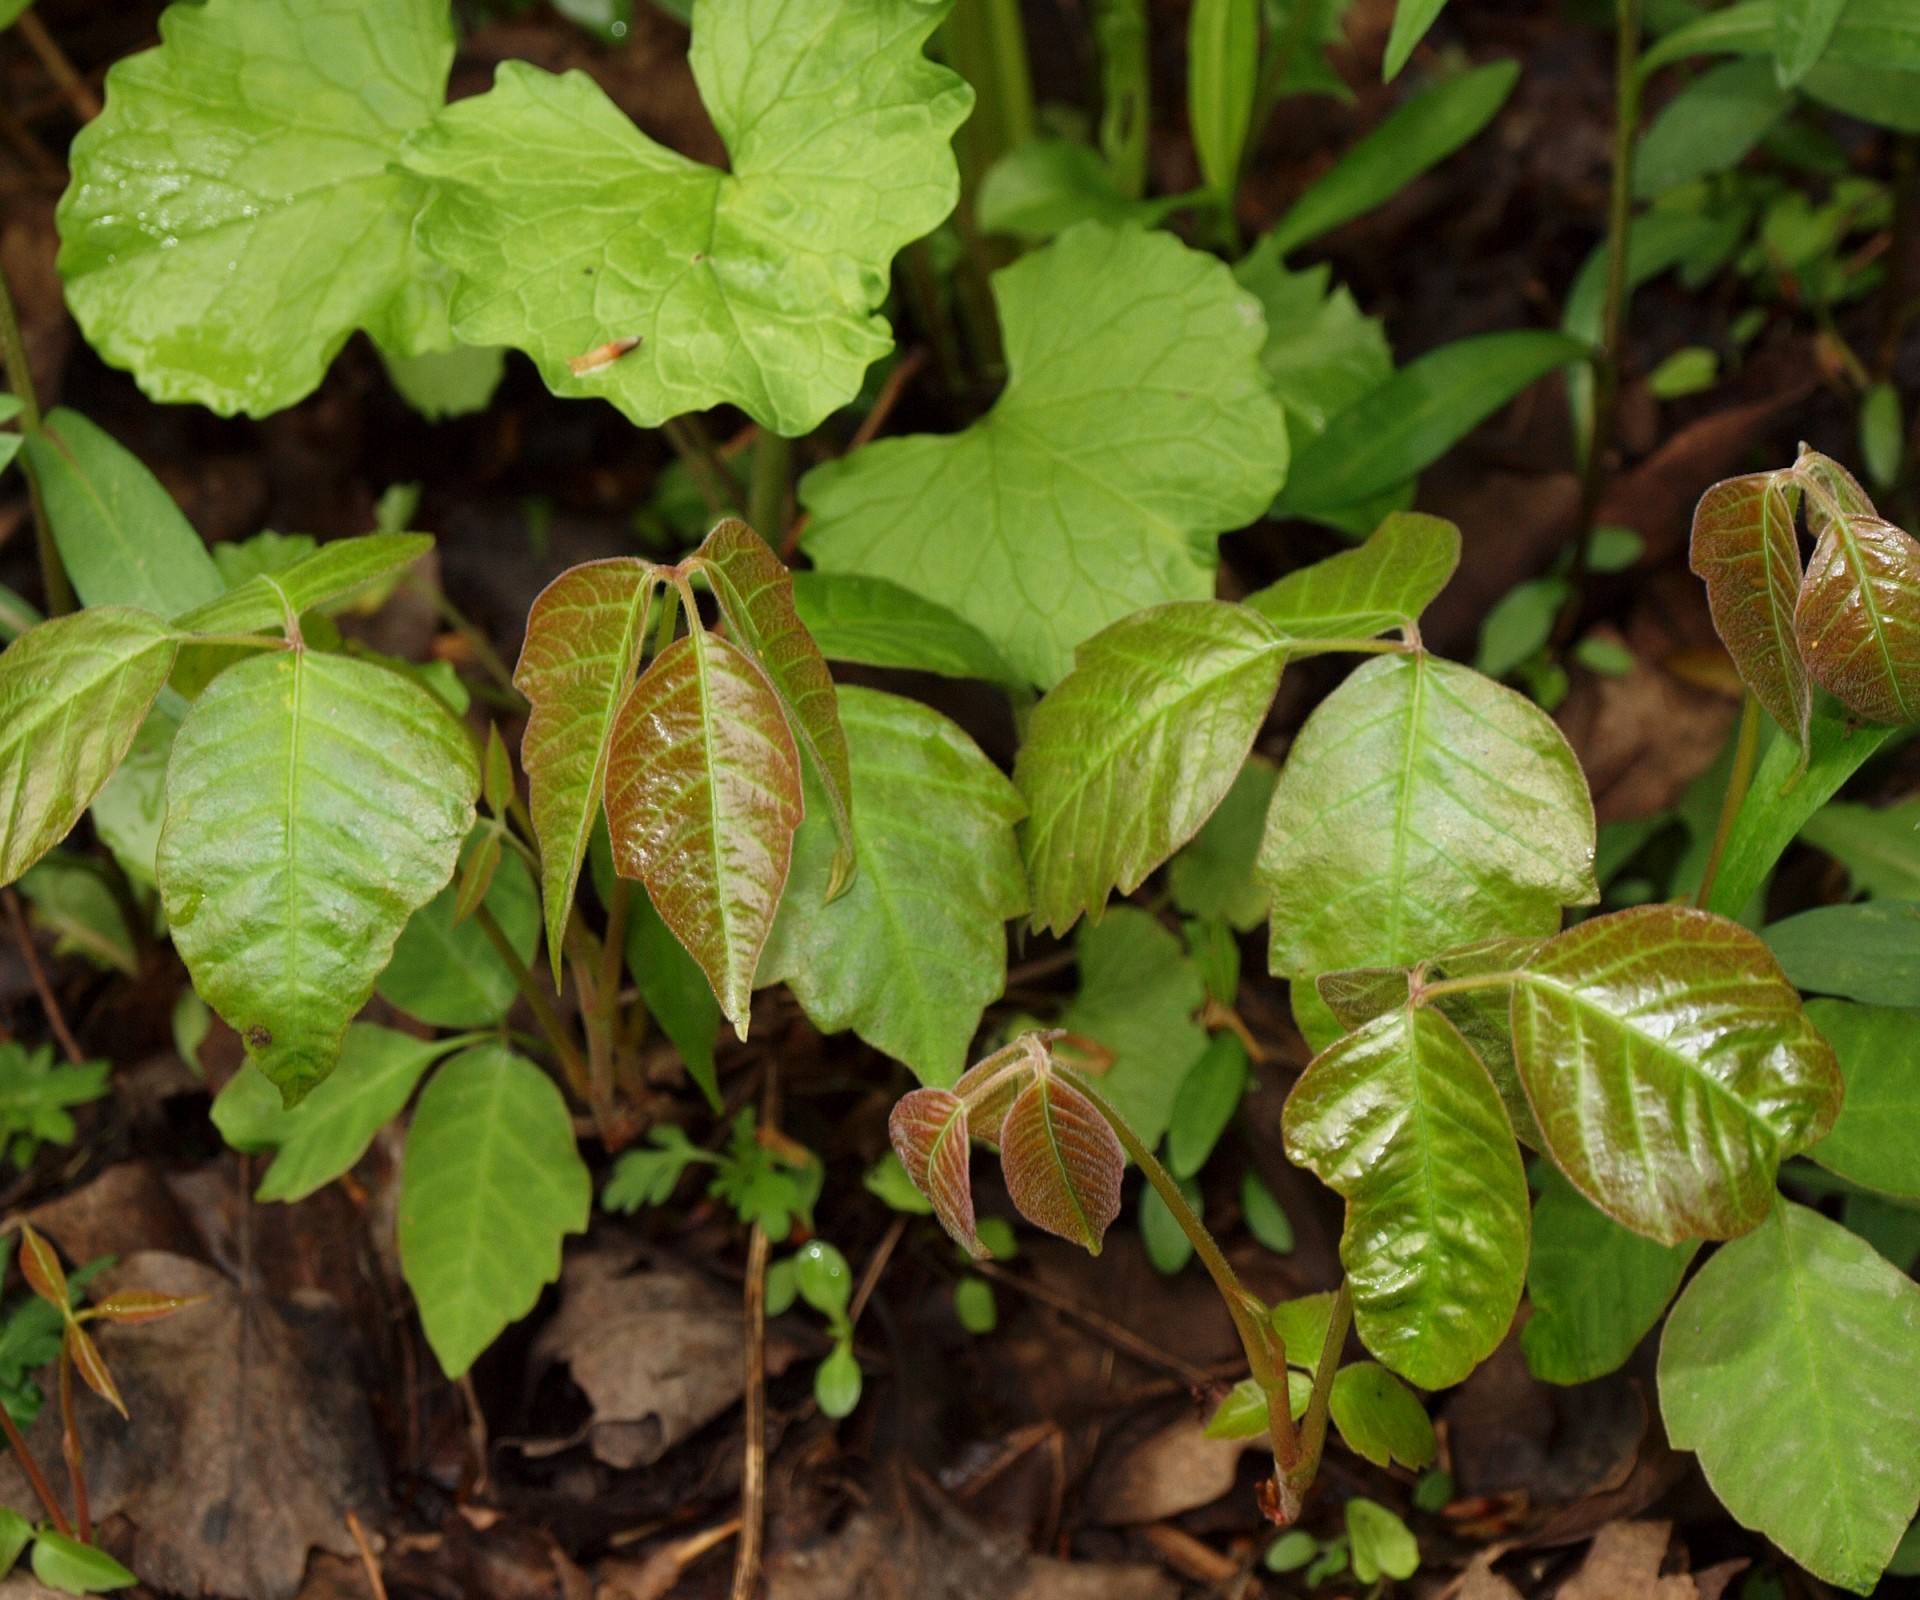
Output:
[515,558,663,977]
[1691,471,1810,753]
[1794,506,1920,724]
[400,0,969,435]
[1804,999,1920,1199]
[1245,512,1460,644]
[605,628,802,1036]
[158,650,478,1101]
[999,1068,1124,1255]
[1511,905,1843,1245]
[1016,601,1286,934]
[1284,1004,1529,1389]
[175,533,433,638]
[1660,1200,1920,1594]
[0,608,178,885]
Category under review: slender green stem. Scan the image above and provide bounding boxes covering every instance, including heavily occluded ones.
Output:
[747,431,791,544]
[1093,0,1148,200]
[0,258,74,617]
[1284,1279,1353,1509]
[1696,692,1762,912]
[661,416,743,515]
[404,576,521,703]
[0,1386,70,1535]
[474,901,594,1105]
[650,583,682,663]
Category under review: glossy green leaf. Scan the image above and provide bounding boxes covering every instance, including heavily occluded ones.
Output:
[1691,471,1809,754]
[1383,0,1449,79]
[1232,258,1392,441]
[1764,900,1920,1006]
[174,533,433,638]
[1016,601,1286,934]
[1284,1005,1529,1389]
[759,686,1026,1087]
[1246,512,1460,643]
[158,650,479,1100]
[1804,1000,1920,1199]
[802,222,1289,686]
[57,0,456,415]
[1777,0,1849,83]
[1188,0,1259,200]
[1512,905,1843,1244]
[1279,332,1587,523]
[1329,1362,1437,1470]
[1801,798,1920,898]
[23,410,221,616]
[1346,1498,1420,1584]
[31,1530,136,1595]
[514,558,662,978]
[379,833,539,1028]
[1660,1200,1920,1595]
[1635,58,1789,197]
[401,0,969,435]
[1264,61,1517,254]
[1521,1163,1697,1386]
[1166,1030,1249,1179]
[0,608,178,886]
[976,140,1187,241]
[1794,504,1920,725]
[1000,1069,1125,1254]
[789,571,1020,686]
[605,627,803,1036]
[1168,756,1277,932]
[1260,652,1597,981]
[1058,907,1209,1147]
[399,1043,591,1377]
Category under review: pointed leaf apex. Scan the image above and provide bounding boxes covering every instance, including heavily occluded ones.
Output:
[998,1071,1124,1255]
[83,1289,211,1326]
[16,1225,69,1315]
[67,1324,127,1418]
[889,1087,981,1256]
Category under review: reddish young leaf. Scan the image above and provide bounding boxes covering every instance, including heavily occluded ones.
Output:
[1794,510,1920,726]
[954,1032,1049,1144]
[66,1323,127,1418]
[604,627,803,1036]
[998,1072,1124,1254]
[17,1224,69,1313]
[82,1288,210,1326]
[693,519,855,895]
[889,1087,981,1256]
[1691,472,1810,754]
[513,558,665,979]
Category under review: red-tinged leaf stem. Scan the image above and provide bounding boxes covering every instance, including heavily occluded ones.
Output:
[1696,692,1763,912]
[472,899,597,1113]
[0,1398,69,1536]
[1285,1279,1354,1511]
[58,1344,89,1543]
[0,257,73,616]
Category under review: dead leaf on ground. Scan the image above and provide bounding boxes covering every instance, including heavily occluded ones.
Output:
[383,1513,585,1600]
[1083,1413,1247,1525]
[21,1161,206,1265]
[0,1253,385,1600]
[1558,1522,1694,1600]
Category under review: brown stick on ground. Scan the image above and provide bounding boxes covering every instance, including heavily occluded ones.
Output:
[4,888,86,1066]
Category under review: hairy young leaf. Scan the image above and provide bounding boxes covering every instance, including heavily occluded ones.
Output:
[1690,471,1810,753]
[605,628,802,1036]
[1284,1004,1529,1389]
[175,533,433,638]
[1260,653,1597,981]
[57,0,456,415]
[379,835,539,1028]
[1511,906,1842,1245]
[1804,1000,1920,1199]
[999,1071,1125,1254]
[515,559,662,976]
[1800,798,1920,898]
[759,687,1025,1086]
[1233,259,1392,441]
[401,0,969,435]
[1660,1200,1920,1595]
[1794,507,1920,724]
[889,1087,979,1255]
[1016,601,1285,933]
[158,651,478,1100]
[802,222,1289,686]
[1168,756,1277,932]
[1245,512,1460,643]
[0,609,177,885]
[1521,1163,1697,1386]
[789,572,1020,686]
[1329,1362,1437,1470]
[399,1043,591,1377]
[1764,900,1920,1007]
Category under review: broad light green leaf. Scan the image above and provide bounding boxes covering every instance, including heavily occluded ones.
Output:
[23,410,221,616]
[1277,332,1588,523]
[789,571,1020,686]
[1245,512,1459,643]
[1169,757,1278,932]
[1263,61,1517,254]
[0,608,178,886]
[1016,601,1286,934]
[380,343,506,422]
[1794,505,1920,725]
[174,533,433,638]
[1805,1000,1920,1199]
[1329,1362,1437,1470]
[1777,0,1849,84]
[802,222,1289,686]
[759,686,1027,1088]
[1801,798,1920,898]
[19,853,137,975]
[1764,900,1920,1007]
[158,650,478,1100]
[1165,1030,1249,1179]
[399,1043,591,1377]
[57,0,456,416]
[1384,0,1449,79]
[379,834,539,1028]
[1347,1498,1420,1585]
[1521,1163,1697,1386]
[402,0,969,435]
[1231,258,1392,440]
[90,696,181,891]
[1188,0,1259,199]
[605,628,803,1036]
[1512,905,1842,1245]
[1284,1004,1529,1389]
[1059,906,1209,1146]
[1660,1200,1920,1595]
[1635,59,1789,198]
[1260,652,1597,980]
[976,141,1188,241]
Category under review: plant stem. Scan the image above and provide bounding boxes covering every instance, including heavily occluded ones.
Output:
[57,1345,88,1543]
[0,258,74,617]
[473,901,594,1106]
[15,12,100,122]
[729,1220,770,1600]
[0,1395,69,1536]
[661,416,743,516]
[1413,970,1522,1003]
[403,577,521,704]
[1283,1279,1353,1510]
[1696,692,1762,912]
[4,888,86,1066]
[1093,0,1149,200]
[746,430,791,544]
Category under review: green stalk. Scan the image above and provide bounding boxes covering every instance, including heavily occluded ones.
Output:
[1283,1279,1353,1509]
[1696,692,1762,912]
[747,431,791,544]
[474,901,594,1108]
[0,260,74,617]
[1094,0,1149,200]
[661,416,743,515]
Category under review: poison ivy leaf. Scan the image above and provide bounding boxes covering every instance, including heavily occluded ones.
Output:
[1166,1030,1250,1180]
[802,221,1289,686]
[1428,937,1547,1148]
[22,410,222,616]
[1316,968,1412,1031]
[1347,1498,1420,1584]
[1284,1004,1529,1389]
[0,608,178,886]
[1794,505,1920,724]
[890,1087,980,1255]
[1690,471,1810,755]
[788,572,1020,686]
[57,0,457,415]
[1635,58,1790,198]
[399,1043,591,1377]
[1777,0,1849,84]
[605,628,802,1036]
[18,853,137,975]
[759,686,1025,1086]
[1801,798,1920,898]
[1058,907,1209,1147]
[1521,1163,1697,1386]
[999,1070,1125,1254]
[1803,1000,1920,1199]
[378,833,540,1028]
[174,533,433,638]
[1259,652,1596,981]
[1384,0,1448,79]
[89,697,181,891]
[1764,900,1920,1006]
[1016,601,1286,934]
[1232,258,1392,440]
[1168,756,1277,932]
[1329,1362,1437,1470]
[1245,512,1459,643]
[1660,1200,1920,1595]
[515,558,662,976]
[401,0,969,435]
[157,650,478,1100]
[1511,905,1843,1244]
